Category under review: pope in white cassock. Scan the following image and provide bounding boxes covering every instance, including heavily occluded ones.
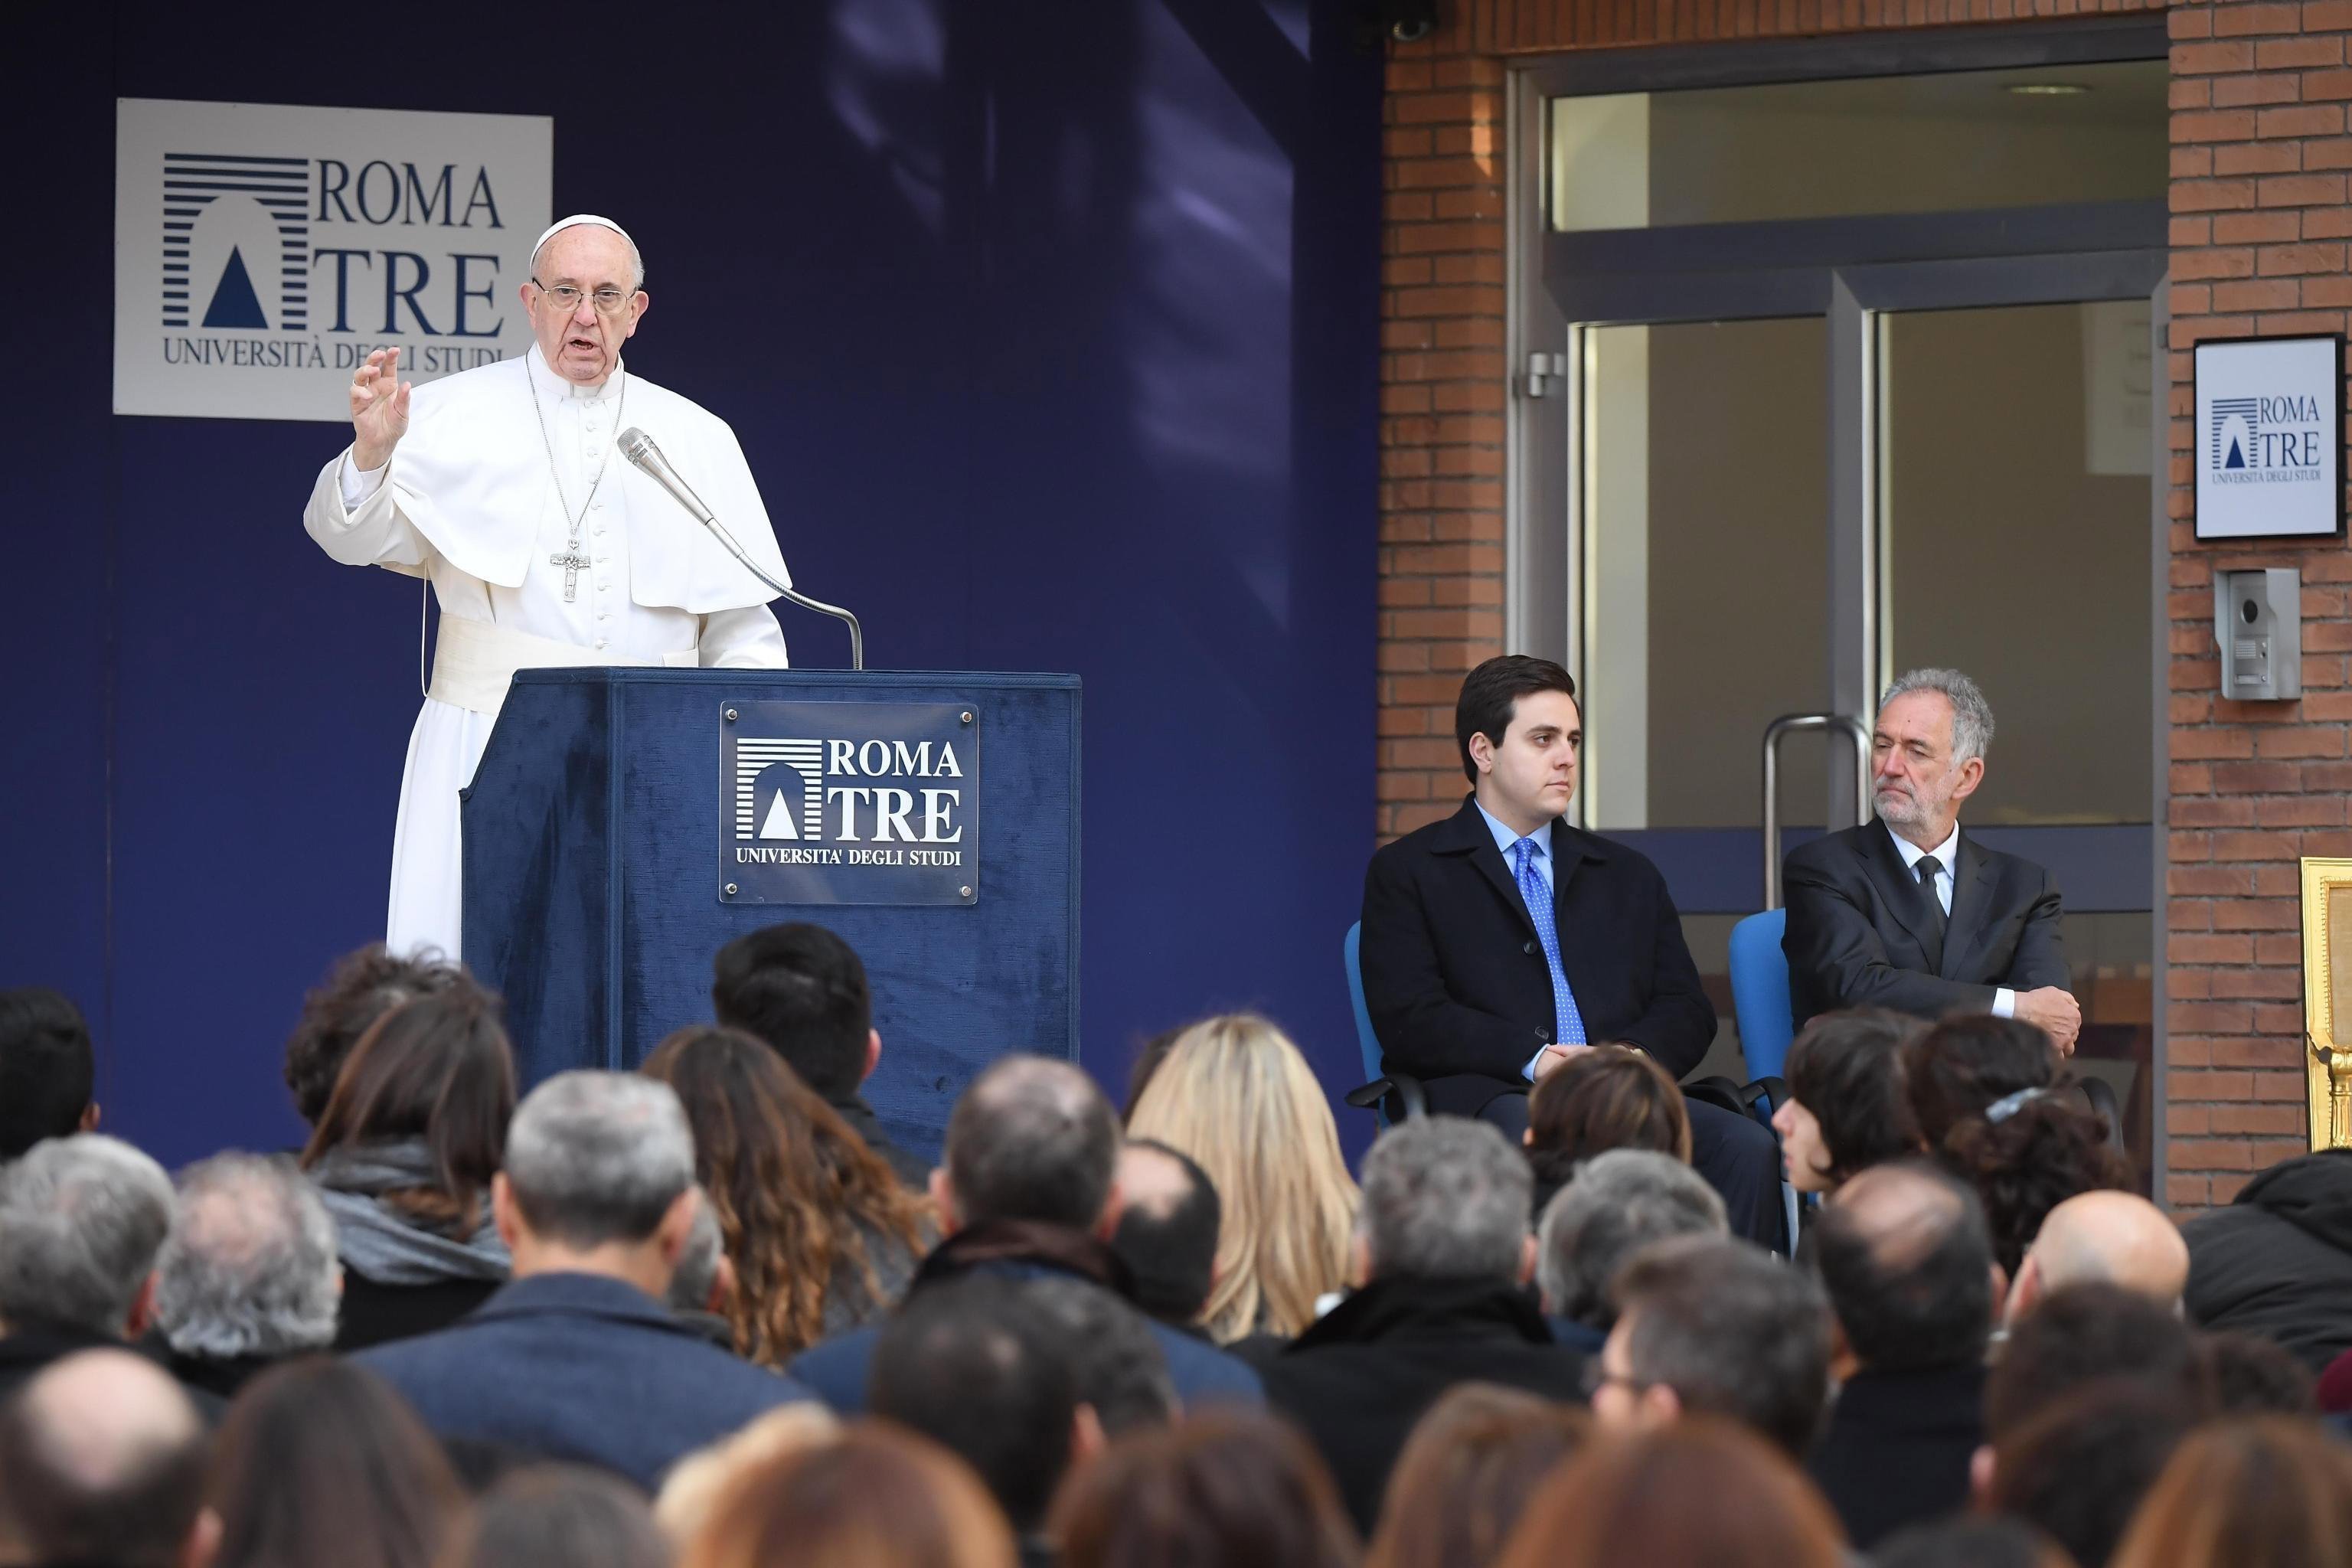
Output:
[303,214,792,960]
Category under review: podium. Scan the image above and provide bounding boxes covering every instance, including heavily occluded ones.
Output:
[462,668,1081,1162]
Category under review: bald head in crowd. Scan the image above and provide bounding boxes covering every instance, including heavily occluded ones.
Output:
[0,1350,208,1568]
[2005,1190,2188,1326]
[933,1055,1122,1236]
[1111,1140,1222,1326]
[1811,1160,1995,1374]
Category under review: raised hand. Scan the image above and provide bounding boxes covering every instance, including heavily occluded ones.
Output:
[351,347,412,470]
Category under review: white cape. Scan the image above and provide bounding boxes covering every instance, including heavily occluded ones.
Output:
[387,354,790,612]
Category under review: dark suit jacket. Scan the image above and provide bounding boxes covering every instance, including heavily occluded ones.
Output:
[1807,1359,1986,1549]
[1260,1275,1589,1534]
[357,1272,812,1490]
[1360,795,1715,1113]
[1782,821,2067,1027]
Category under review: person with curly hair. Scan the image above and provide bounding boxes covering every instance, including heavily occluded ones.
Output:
[1903,1014,2058,1149]
[641,1025,928,1365]
[282,945,466,1129]
[1903,1014,2128,1276]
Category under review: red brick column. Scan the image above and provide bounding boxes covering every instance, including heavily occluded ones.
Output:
[1378,44,1511,839]
[2164,0,2352,1204]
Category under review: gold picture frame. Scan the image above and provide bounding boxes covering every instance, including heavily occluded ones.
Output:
[2300,857,2352,1151]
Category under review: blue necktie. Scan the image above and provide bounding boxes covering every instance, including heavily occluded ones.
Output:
[1512,836,1587,1048]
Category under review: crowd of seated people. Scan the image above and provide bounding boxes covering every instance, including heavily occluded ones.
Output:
[7,887,2352,1568]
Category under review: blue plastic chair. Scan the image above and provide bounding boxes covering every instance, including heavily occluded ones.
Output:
[1726,907,1805,1247]
[1341,921,1425,1127]
[1728,908,1795,1083]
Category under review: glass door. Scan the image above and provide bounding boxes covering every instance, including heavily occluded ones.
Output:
[1877,299,2157,1174]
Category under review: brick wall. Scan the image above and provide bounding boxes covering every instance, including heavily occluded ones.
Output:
[1377,0,2167,838]
[2164,0,2352,1204]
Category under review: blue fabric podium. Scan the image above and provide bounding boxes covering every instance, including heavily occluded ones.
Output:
[462,668,1081,1162]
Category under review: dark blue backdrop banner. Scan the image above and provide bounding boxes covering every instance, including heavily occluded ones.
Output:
[2,0,1382,1167]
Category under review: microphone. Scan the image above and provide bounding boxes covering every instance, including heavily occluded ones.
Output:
[620,426,864,671]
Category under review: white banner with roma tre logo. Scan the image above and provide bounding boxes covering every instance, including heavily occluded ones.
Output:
[113,97,550,422]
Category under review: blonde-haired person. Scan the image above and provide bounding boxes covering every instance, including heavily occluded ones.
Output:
[1125,1013,1358,1344]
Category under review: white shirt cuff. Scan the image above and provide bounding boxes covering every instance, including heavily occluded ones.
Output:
[1522,1046,1548,1082]
[1992,987,2016,1018]
[339,451,388,511]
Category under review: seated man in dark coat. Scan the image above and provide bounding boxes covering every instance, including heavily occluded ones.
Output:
[358,1072,812,1489]
[1260,1116,1584,1534]
[1782,668,2079,1051]
[1806,1160,1997,1550]
[790,1056,1261,1412]
[1359,654,1782,1246]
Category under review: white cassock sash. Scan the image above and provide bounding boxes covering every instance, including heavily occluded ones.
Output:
[384,354,791,614]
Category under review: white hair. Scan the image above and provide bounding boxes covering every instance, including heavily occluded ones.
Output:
[153,1154,338,1359]
[1536,1148,1726,1325]
[0,1136,175,1335]
[1880,667,1996,764]
[1358,1116,1530,1282]
[504,1071,694,1248]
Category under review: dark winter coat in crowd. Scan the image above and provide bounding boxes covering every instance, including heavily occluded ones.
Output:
[2182,1148,2352,1374]
[1259,1273,1589,1534]
[1808,1359,1987,1549]
[789,1219,1263,1413]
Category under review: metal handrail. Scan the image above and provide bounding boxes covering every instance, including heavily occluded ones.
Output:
[1762,713,1873,911]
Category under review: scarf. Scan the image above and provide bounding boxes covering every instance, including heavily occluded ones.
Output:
[308,1139,511,1287]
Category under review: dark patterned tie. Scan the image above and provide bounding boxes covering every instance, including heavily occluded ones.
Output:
[1915,854,1947,972]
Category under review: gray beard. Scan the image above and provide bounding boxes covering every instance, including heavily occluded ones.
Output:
[1874,792,1925,827]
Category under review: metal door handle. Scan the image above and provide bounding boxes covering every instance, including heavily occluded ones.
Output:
[1762,713,1873,910]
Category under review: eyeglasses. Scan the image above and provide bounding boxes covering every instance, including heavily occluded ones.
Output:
[532,279,634,315]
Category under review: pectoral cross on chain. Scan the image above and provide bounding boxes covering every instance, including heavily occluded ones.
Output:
[550,545,591,603]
